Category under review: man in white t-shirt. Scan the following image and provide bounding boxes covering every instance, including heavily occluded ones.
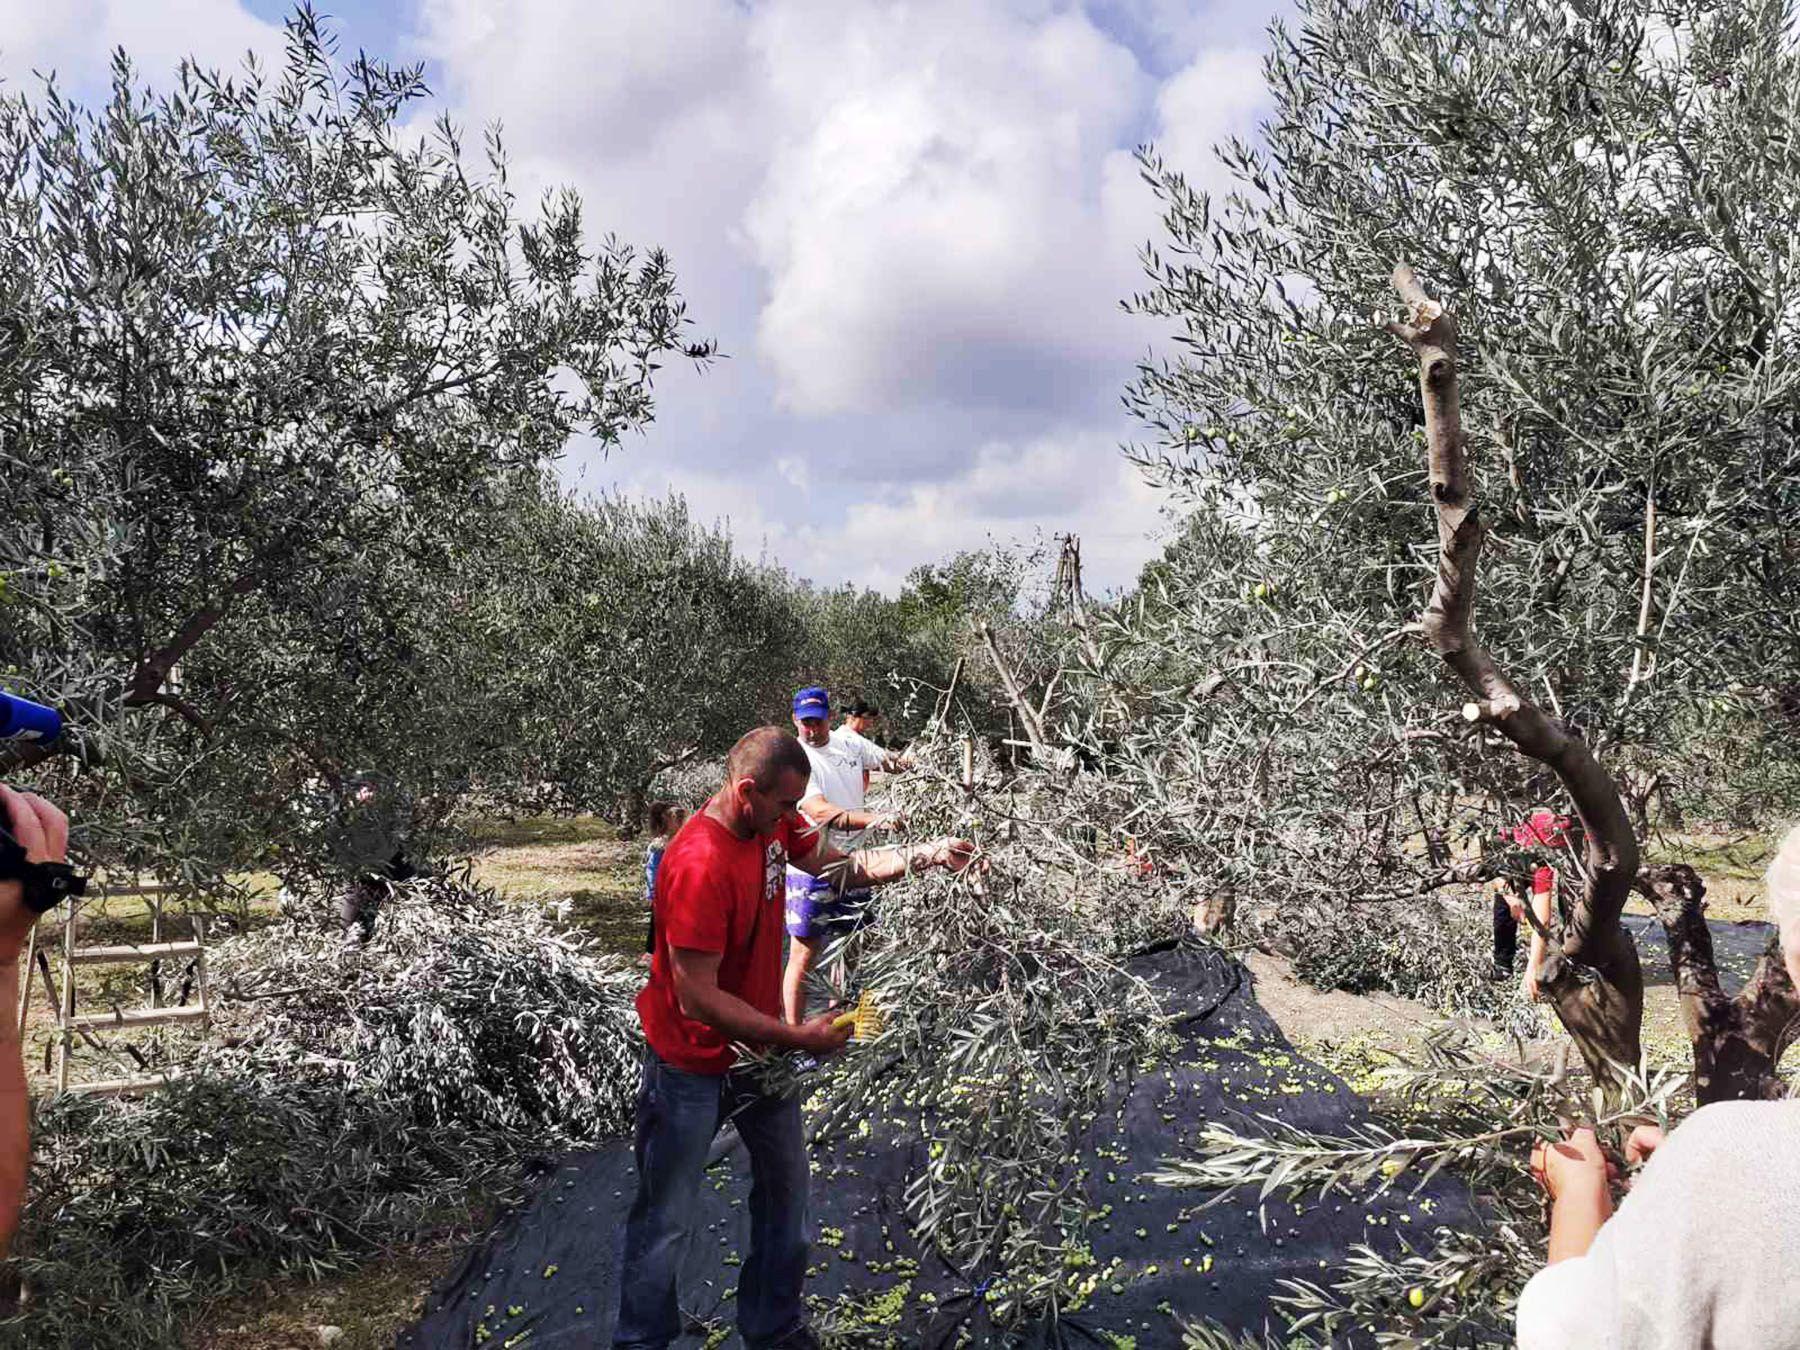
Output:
[781,685,906,1024]
[832,698,912,797]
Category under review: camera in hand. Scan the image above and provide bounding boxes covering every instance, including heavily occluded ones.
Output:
[0,800,86,911]
[0,693,87,908]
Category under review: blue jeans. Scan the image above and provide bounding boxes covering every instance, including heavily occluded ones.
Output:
[613,1049,810,1348]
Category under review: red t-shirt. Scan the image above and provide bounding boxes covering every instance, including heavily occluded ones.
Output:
[636,810,817,1074]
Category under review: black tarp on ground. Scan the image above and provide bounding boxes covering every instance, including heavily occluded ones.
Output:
[1621,914,1775,995]
[401,942,1479,1349]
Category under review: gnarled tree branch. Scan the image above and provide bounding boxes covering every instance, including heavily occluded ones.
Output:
[975,620,1050,757]
[1389,264,1644,1093]
[1637,864,1800,1103]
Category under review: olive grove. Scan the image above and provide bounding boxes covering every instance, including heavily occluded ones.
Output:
[0,11,712,873]
[1090,0,1800,1339]
[811,0,1800,1342]
[13,0,1800,1346]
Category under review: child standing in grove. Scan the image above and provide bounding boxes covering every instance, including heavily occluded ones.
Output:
[642,801,688,963]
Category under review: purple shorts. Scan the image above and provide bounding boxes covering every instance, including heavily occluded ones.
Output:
[785,869,874,940]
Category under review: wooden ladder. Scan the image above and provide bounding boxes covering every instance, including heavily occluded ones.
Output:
[15,876,213,1097]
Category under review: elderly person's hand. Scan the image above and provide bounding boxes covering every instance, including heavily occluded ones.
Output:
[1531,1125,1620,1266]
[1624,1124,1666,1170]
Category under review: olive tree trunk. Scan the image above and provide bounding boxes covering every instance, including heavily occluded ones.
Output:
[1387,266,1645,1101]
[1637,864,1800,1103]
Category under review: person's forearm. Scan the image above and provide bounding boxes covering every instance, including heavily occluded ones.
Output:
[676,978,807,1049]
[844,842,937,888]
[1546,1179,1612,1264]
[801,800,880,831]
[1526,888,1552,968]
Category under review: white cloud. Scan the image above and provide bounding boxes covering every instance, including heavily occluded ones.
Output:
[817,426,1170,592]
[415,0,1279,593]
[598,421,1169,594]
[742,5,1155,415]
[0,0,279,91]
[1150,46,1271,187]
[9,0,1283,596]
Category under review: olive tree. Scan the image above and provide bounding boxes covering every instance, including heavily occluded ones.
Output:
[0,10,707,870]
[788,546,1031,745]
[1111,0,1800,1097]
[500,490,806,828]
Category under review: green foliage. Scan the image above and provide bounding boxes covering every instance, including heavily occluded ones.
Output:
[1087,0,1800,988]
[0,9,705,874]
[785,546,1030,746]
[500,489,811,823]
[1156,1028,1684,1348]
[754,731,1187,1322]
[1285,897,1513,1022]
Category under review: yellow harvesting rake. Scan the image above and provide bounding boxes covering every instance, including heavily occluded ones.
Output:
[831,989,886,1041]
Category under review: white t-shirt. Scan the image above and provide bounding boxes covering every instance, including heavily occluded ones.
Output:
[830,724,888,767]
[798,730,888,855]
[1515,1100,1800,1350]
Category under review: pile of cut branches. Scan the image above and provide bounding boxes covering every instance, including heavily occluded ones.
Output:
[9,873,641,1347]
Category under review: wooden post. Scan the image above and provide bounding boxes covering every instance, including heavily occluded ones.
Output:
[961,737,974,791]
[193,913,212,1039]
[57,897,75,1092]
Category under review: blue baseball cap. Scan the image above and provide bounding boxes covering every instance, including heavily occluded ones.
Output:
[792,685,830,720]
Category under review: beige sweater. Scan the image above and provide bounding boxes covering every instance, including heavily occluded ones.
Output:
[1516,1099,1800,1350]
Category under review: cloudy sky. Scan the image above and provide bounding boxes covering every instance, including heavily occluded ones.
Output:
[0,0,1286,592]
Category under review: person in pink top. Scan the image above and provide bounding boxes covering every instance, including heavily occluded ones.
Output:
[1491,807,1575,1001]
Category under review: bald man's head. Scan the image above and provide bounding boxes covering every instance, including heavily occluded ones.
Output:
[719,727,812,838]
[725,726,810,791]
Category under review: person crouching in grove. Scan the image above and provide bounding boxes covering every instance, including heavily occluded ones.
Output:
[614,726,975,1350]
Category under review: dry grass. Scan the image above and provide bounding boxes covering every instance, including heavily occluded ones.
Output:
[18,878,283,1093]
[185,1232,478,1350]
[463,815,647,959]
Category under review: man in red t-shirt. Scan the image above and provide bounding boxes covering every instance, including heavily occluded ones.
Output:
[615,726,976,1350]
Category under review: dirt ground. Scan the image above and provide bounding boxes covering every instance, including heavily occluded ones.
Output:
[1243,949,1444,1050]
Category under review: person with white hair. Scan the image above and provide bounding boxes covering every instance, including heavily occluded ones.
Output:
[1515,824,1800,1349]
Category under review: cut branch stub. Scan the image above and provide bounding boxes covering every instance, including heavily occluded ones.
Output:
[1388,264,1644,1098]
[1387,263,1469,533]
